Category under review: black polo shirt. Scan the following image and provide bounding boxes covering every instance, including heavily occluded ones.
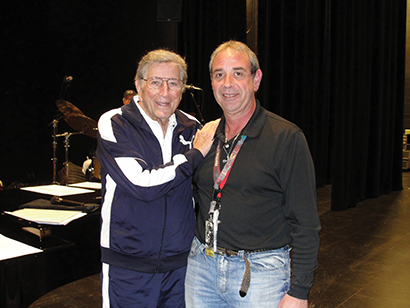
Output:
[193,100,321,299]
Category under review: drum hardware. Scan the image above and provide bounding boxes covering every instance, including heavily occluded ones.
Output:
[51,100,98,185]
[85,155,101,182]
[64,114,98,138]
[55,131,84,185]
[49,118,60,184]
[56,99,83,116]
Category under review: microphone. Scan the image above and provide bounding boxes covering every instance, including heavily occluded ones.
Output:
[59,75,73,99]
[64,76,73,84]
[50,196,84,206]
[185,84,203,91]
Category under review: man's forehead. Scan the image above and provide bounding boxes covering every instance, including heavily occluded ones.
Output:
[146,62,180,74]
[212,50,251,71]
[213,66,246,72]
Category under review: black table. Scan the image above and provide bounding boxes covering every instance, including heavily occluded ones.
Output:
[0,187,101,308]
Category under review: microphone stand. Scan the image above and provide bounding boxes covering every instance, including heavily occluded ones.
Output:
[49,111,64,184]
[49,75,73,185]
[59,76,72,99]
[51,119,59,184]
[188,91,205,125]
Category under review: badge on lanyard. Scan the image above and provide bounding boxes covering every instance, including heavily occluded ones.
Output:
[204,135,246,257]
[205,187,221,257]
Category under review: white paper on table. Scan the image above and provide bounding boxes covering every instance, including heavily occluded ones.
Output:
[5,208,87,226]
[20,184,94,196]
[0,233,43,261]
[69,181,102,190]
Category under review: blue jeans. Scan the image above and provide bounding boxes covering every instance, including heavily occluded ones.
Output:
[185,237,290,308]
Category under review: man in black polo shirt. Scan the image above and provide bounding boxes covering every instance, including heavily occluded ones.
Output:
[185,40,321,308]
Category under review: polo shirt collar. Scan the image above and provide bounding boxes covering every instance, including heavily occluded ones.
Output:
[215,99,267,142]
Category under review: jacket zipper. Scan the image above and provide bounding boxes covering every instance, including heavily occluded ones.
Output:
[155,196,167,273]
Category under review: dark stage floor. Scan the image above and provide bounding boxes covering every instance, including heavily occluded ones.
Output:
[29,172,410,308]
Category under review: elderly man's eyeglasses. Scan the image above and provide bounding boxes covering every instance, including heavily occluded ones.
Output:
[141,77,184,91]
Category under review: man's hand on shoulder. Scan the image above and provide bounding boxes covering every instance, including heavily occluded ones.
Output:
[193,119,220,157]
[278,294,308,308]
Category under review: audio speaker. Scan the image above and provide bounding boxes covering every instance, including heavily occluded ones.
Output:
[157,0,182,22]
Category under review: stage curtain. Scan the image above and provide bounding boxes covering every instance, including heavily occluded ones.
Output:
[178,0,247,121]
[257,0,406,210]
[179,0,405,211]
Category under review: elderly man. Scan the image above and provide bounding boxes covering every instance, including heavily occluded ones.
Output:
[97,49,218,308]
[185,41,321,308]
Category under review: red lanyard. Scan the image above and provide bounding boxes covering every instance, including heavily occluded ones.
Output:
[212,135,247,198]
[206,134,247,254]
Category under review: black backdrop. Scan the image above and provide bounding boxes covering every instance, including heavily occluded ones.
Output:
[256,0,406,210]
[1,1,187,186]
[1,0,406,211]
[180,0,406,210]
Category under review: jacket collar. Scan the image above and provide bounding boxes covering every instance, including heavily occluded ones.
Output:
[121,96,198,134]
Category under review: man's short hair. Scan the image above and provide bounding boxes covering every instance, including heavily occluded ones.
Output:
[209,40,260,77]
[135,49,188,85]
[123,89,137,98]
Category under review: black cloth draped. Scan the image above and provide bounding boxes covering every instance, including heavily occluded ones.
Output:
[179,0,406,211]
